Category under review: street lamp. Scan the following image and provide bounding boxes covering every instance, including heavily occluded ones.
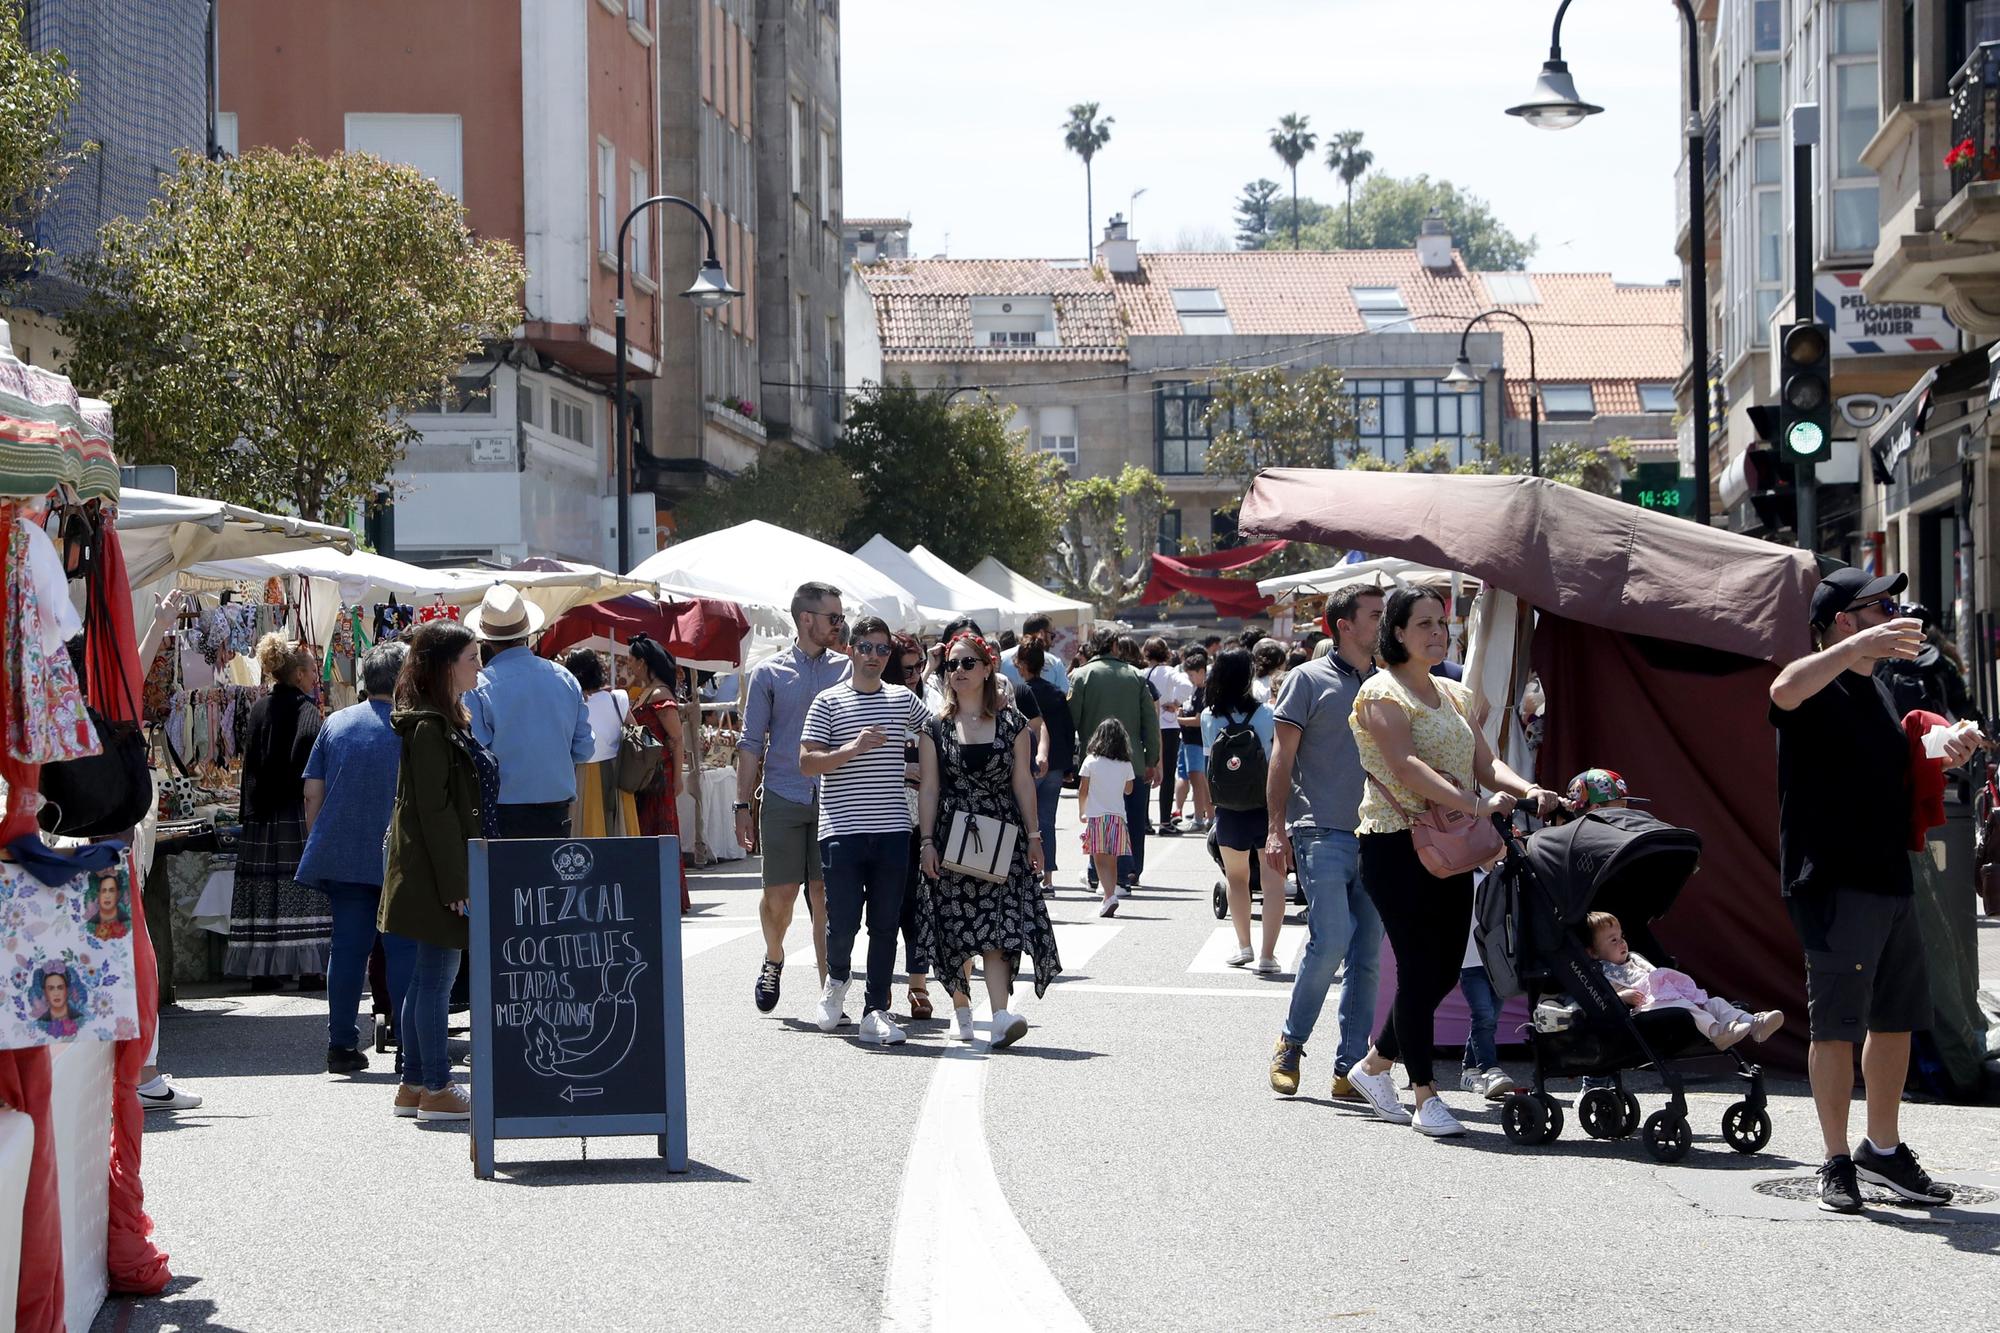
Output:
[1505,0,1712,525]
[614,193,740,573]
[1445,309,1541,479]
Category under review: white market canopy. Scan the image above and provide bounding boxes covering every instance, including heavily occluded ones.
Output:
[967,556,1094,630]
[853,534,1025,633]
[631,519,925,633]
[1256,555,1463,601]
[115,488,355,587]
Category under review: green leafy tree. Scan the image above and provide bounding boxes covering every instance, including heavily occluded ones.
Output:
[1348,438,1636,496]
[1267,113,1317,249]
[64,147,522,522]
[1050,462,1169,612]
[1201,364,1361,480]
[1233,179,1281,249]
[837,381,1065,575]
[1061,102,1114,260]
[0,1,86,269]
[1322,129,1374,247]
[1325,174,1536,270]
[1244,196,1336,250]
[673,446,862,545]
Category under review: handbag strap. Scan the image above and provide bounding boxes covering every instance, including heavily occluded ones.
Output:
[1366,773,1423,822]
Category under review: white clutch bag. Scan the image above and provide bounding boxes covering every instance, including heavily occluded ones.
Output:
[940,808,1019,884]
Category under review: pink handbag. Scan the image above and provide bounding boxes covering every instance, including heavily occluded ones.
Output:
[1368,774,1504,878]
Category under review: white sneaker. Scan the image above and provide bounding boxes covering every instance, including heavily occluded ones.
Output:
[136,1077,203,1112]
[954,1006,977,1042]
[1097,896,1119,918]
[990,1009,1029,1049]
[1115,884,1131,900]
[1478,1067,1516,1100]
[1224,946,1255,968]
[860,1010,907,1046]
[814,977,851,1033]
[1345,1064,1412,1125]
[1411,1096,1466,1137]
[1459,1067,1488,1096]
[1251,956,1282,975]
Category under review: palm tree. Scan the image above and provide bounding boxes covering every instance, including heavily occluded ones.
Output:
[1324,130,1374,247]
[1062,102,1115,260]
[1268,113,1317,248]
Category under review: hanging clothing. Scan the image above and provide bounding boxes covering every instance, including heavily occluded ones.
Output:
[4,516,99,765]
[85,527,144,725]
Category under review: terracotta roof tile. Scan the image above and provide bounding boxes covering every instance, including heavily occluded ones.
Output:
[1477,273,1684,420]
[861,259,1126,363]
[1115,250,1489,336]
[844,217,911,230]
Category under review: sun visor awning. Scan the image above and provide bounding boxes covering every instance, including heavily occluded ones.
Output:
[1868,343,1994,476]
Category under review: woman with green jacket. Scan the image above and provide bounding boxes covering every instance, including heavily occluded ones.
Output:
[379,620,497,1122]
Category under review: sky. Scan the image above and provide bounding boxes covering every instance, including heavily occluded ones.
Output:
[842,0,1685,281]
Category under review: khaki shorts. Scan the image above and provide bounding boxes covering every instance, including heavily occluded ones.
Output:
[760,791,823,888]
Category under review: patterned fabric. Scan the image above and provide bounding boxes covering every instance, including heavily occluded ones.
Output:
[0,859,141,1048]
[1351,674,1477,835]
[1081,813,1130,856]
[1564,767,1629,811]
[468,735,500,839]
[919,707,1061,998]
[222,807,331,978]
[4,517,100,765]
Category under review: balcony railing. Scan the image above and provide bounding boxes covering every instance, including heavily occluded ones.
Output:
[1702,105,1720,191]
[1948,40,2000,195]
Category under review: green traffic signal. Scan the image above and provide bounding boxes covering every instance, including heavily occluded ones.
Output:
[1777,321,1833,467]
[1785,419,1826,458]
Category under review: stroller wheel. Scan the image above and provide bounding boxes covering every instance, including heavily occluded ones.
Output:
[1619,1092,1641,1137]
[1532,1092,1564,1143]
[1212,882,1228,919]
[1720,1101,1772,1155]
[1499,1092,1545,1146]
[1578,1088,1625,1140]
[1642,1110,1692,1163]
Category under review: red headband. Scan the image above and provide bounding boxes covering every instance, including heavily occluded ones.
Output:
[945,631,993,663]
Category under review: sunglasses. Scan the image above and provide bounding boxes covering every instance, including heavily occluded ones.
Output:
[945,657,985,673]
[803,609,846,625]
[851,640,892,658]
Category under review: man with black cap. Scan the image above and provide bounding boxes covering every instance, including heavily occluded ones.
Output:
[1769,566,1979,1213]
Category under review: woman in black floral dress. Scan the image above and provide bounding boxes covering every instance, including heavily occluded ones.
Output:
[917,632,1060,1048]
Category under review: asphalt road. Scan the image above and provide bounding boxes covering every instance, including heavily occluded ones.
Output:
[100,791,2000,1332]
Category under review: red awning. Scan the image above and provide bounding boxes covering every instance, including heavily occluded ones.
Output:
[536,594,749,667]
[1140,554,1274,619]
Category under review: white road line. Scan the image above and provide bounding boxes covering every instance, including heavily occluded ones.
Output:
[681,927,757,960]
[879,1047,1091,1333]
[1058,983,1293,999]
[1049,923,1121,971]
[1187,924,1308,974]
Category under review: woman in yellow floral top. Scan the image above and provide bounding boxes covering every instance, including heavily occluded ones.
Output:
[1343,587,1556,1137]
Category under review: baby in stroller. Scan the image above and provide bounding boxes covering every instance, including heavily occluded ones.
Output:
[1586,911,1783,1050]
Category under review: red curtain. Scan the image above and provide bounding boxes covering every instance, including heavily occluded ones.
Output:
[1167,539,1287,571]
[86,528,143,725]
[1140,555,1275,618]
[0,1048,63,1333]
[107,847,169,1295]
[1532,614,1808,1070]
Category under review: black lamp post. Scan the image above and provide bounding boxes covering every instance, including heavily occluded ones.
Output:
[1443,308,1540,479]
[1506,0,1711,525]
[614,193,739,573]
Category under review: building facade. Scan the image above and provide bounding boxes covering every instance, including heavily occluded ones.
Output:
[852,220,1681,569]
[218,0,665,566]
[4,0,210,373]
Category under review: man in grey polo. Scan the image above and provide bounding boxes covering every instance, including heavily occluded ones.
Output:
[737,581,852,1015]
[1262,583,1386,1100]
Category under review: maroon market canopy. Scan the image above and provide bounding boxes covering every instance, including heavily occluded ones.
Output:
[536,594,749,668]
[1238,469,1819,664]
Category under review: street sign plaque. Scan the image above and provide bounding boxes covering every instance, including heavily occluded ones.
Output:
[468,836,687,1178]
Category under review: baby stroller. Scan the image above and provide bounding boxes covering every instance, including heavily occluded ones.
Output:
[1208,823,1307,918]
[1476,806,1771,1164]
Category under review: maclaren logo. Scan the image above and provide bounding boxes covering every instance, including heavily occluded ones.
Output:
[552,842,595,883]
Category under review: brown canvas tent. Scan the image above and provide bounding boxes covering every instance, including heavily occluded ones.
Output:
[1240,469,1823,1068]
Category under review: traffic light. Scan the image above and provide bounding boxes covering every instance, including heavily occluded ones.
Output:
[1777,321,1832,467]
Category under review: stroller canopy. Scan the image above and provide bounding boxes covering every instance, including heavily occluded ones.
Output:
[1523,807,1702,929]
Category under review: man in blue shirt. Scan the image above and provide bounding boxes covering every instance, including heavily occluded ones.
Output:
[999,613,1070,692]
[464,585,594,838]
[300,642,414,1074]
[738,581,852,1014]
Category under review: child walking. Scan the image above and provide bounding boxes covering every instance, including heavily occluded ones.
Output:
[1077,719,1135,918]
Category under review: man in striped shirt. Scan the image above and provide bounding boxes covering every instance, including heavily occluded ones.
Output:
[801,617,931,1046]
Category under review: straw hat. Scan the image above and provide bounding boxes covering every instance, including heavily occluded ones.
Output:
[463,584,544,641]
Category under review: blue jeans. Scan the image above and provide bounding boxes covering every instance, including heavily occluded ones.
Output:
[400,942,462,1091]
[321,881,415,1052]
[821,832,910,1016]
[1461,965,1500,1071]
[1282,828,1383,1074]
[1034,769,1063,873]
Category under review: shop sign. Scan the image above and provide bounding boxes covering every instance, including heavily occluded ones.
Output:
[1814,272,1954,356]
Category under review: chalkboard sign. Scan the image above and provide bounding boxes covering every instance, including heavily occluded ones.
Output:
[467,836,686,1178]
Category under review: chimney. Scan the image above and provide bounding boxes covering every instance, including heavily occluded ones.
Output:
[1416,209,1454,272]
[1097,213,1140,275]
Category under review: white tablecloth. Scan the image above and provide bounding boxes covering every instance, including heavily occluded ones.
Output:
[682,766,744,863]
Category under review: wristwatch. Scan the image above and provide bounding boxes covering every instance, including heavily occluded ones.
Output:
[733,801,752,812]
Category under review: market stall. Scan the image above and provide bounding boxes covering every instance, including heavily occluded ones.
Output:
[536,594,753,865]
[1242,467,1822,1069]
[2,322,171,1332]
[967,555,1094,630]
[632,519,925,633]
[855,534,1022,633]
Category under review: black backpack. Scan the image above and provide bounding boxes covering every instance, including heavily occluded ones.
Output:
[1207,712,1267,811]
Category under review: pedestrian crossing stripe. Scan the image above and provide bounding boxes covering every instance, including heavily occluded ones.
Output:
[782,923,1125,975]
[1187,924,1308,974]
[681,926,758,960]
